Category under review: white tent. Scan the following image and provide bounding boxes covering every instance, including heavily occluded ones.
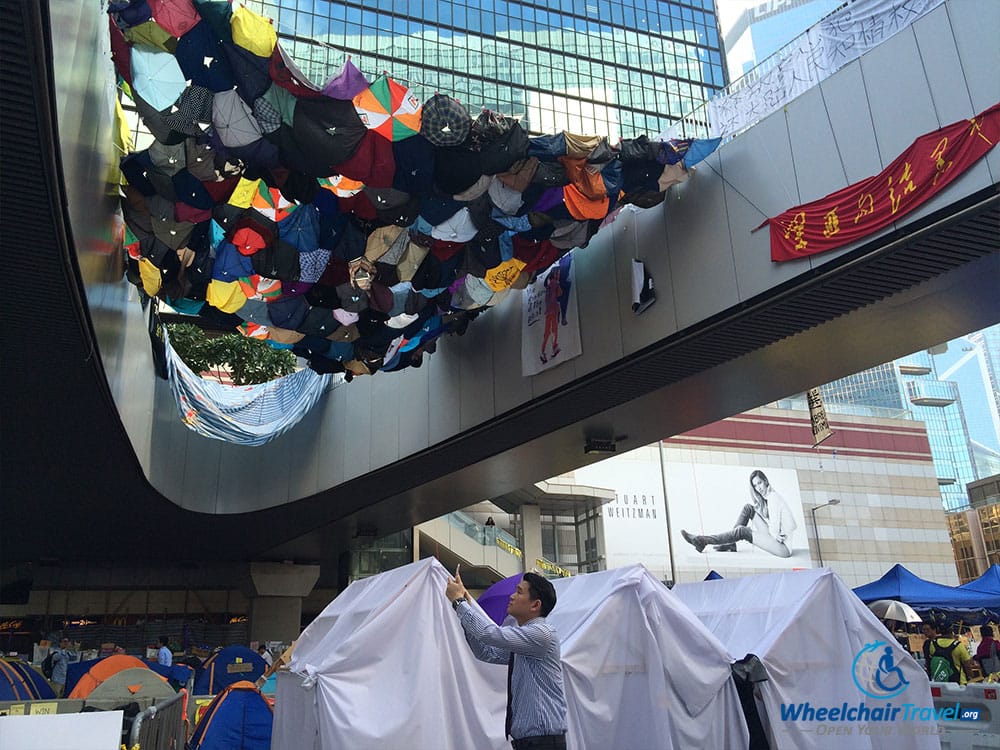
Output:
[274,558,748,750]
[272,557,507,750]
[551,565,748,750]
[673,568,939,750]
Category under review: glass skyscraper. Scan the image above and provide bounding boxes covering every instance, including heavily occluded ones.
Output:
[246,0,727,140]
[818,326,1000,513]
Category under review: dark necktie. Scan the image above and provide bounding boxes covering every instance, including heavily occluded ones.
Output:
[505,652,515,739]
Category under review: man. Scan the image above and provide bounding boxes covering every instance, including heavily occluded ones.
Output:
[446,568,567,750]
[157,635,172,667]
[258,644,273,667]
[922,622,974,684]
[50,637,75,698]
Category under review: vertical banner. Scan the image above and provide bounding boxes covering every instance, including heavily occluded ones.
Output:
[522,252,582,376]
[807,388,834,447]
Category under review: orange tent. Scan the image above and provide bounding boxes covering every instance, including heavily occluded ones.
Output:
[68,654,150,699]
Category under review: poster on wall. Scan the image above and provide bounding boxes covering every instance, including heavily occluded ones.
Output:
[521,252,582,377]
[573,453,672,582]
[665,464,812,571]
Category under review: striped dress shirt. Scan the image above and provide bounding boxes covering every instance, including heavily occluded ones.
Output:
[456,601,567,740]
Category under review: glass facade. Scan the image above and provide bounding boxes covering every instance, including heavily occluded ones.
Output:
[947,511,978,584]
[247,0,726,140]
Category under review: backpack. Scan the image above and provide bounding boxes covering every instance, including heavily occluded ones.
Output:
[981,640,1000,676]
[41,651,55,679]
[926,639,960,682]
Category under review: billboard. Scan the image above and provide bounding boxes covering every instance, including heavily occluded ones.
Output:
[665,464,812,571]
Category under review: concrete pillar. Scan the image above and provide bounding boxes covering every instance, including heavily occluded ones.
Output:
[247,563,319,644]
[520,504,543,573]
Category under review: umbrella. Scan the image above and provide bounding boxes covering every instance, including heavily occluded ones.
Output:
[230,4,276,58]
[868,599,922,623]
[353,76,422,141]
[477,573,522,625]
[322,57,370,100]
[212,89,263,148]
[130,47,188,111]
[123,19,177,53]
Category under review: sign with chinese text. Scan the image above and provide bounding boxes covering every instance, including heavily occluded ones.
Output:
[764,102,1000,261]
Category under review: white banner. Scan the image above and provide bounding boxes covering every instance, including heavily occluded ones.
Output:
[666,464,812,571]
[521,252,582,376]
[708,0,945,138]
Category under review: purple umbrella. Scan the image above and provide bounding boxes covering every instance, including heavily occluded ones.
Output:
[477,573,522,625]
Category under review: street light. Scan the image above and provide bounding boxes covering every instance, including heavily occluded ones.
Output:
[811,498,841,567]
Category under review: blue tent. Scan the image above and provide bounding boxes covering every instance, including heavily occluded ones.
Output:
[704,570,724,581]
[143,659,194,686]
[0,660,55,701]
[960,564,1000,595]
[853,564,1000,609]
[194,645,266,695]
[188,680,273,750]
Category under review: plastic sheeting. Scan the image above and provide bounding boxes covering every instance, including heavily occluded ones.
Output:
[551,565,748,750]
[275,559,748,750]
[674,569,939,750]
[163,327,330,446]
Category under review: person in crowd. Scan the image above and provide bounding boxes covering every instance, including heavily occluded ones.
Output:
[446,568,567,750]
[157,635,172,667]
[539,267,562,364]
[50,636,75,698]
[258,644,273,667]
[680,469,798,558]
[977,625,1000,675]
[922,622,974,684]
[113,644,126,655]
[963,626,979,656]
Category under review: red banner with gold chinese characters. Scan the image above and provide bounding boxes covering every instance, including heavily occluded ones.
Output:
[763,102,1000,262]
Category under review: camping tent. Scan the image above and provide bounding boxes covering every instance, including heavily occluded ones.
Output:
[275,558,746,750]
[194,645,266,695]
[68,654,151,699]
[853,564,1000,609]
[674,568,938,750]
[550,565,747,749]
[0,660,55,701]
[84,666,174,703]
[274,557,508,750]
[188,680,273,750]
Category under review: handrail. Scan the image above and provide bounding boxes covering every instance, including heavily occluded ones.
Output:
[129,688,187,748]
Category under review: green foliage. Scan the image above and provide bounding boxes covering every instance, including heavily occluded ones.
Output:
[166,323,296,385]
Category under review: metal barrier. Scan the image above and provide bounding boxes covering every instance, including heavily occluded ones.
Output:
[932,682,1000,750]
[129,688,187,750]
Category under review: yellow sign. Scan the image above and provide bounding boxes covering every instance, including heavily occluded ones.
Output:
[8,703,25,715]
[496,537,523,559]
[227,662,255,673]
[29,702,58,715]
[535,558,571,578]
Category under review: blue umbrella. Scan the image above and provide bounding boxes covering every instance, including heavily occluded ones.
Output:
[477,572,522,625]
[130,47,188,111]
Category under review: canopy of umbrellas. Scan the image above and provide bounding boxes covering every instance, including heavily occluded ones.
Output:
[111,0,720,380]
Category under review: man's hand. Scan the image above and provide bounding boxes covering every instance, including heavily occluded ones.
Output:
[446,564,469,603]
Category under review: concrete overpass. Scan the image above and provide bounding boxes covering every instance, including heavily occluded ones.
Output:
[2,0,998,588]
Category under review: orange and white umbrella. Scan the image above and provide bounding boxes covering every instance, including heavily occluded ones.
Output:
[352,76,421,141]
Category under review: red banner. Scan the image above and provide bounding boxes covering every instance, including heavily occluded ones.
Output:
[764,102,1000,262]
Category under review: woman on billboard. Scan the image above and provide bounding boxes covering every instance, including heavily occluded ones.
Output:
[680,470,797,557]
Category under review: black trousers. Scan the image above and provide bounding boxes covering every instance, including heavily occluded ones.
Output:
[511,734,567,750]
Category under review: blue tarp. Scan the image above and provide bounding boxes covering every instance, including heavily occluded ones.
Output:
[853,564,1000,609]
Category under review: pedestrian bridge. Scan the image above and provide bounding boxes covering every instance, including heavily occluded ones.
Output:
[2,0,997,565]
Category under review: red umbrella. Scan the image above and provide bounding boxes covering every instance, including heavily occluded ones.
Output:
[149,0,201,37]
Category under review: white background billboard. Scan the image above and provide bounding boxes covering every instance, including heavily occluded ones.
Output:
[665,464,812,572]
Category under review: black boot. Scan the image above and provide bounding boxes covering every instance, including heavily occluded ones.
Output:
[683,526,752,554]
[713,543,737,552]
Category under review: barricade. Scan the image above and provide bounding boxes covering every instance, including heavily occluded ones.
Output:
[129,688,187,750]
[932,681,1000,750]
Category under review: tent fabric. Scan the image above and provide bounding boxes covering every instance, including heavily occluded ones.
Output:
[194,646,268,695]
[189,680,273,750]
[0,661,55,701]
[276,559,745,750]
[853,563,1000,609]
[68,654,150,699]
[85,666,174,703]
[960,563,1000,594]
[550,565,747,750]
[674,568,938,750]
